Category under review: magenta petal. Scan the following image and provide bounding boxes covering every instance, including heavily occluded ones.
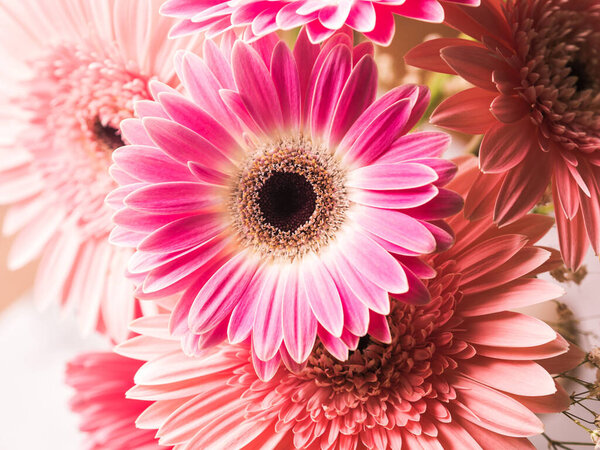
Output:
[138,214,226,253]
[377,131,450,164]
[227,265,266,344]
[252,268,286,361]
[368,311,392,343]
[142,117,230,169]
[158,92,240,158]
[340,230,408,294]
[113,145,194,183]
[188,251,259,333]
[309,43,352,139]
[391,267,431,305]
[328,251,390,315]
[282,265,317,363]
[124,182,217,215]
[348,163,439,190]
[353,206,436,254]
[341,99,413,167]
[326,261,369,336]
[232,41,284,133]
[350,185,439,209]
[270,41,301,130]
[328,54,377,147]
[251,347,281,381]
[317,325,349,361]
[300,255,344,338]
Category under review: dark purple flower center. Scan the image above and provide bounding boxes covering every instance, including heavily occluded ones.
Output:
[93,118,125,152]
[258,171,316,232]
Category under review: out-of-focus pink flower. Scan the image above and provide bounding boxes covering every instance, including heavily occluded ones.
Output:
[0,0,202,342]
[66,352,166,450]
[116,156,582,449]
[406,0,600,270]
[160,0,481,46]
[109,28,463,375]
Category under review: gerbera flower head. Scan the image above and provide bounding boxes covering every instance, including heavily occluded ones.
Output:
[0,0,201,342]
[160,0,481,46]
[117,157,583,449]
[66,352,165,450]
[406,0,600,270]
[109,28,463,373]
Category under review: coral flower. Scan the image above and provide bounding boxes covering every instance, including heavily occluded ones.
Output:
[0,0,201,342]
[160,0,481,46]
[109,28,463,371]
[406,0,600,270]
[66,352,165,450]
[116,157,582,449]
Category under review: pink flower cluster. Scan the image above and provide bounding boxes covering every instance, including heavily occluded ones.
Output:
[0,0,597,448]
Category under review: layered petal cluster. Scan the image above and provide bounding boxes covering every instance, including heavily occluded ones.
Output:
[66,352,165,450]
[0,0,201,342]
[109,28,463,373]
[116,157,582,449]
[160,0,480,46]
[406,0,600,270]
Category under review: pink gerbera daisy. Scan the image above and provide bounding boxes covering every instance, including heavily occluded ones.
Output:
[109,28,463,372]
[0,0,202,342]
[66,352,166,450]
[116,157,583,449]
[405,0,600,270]
[160,0,481,46]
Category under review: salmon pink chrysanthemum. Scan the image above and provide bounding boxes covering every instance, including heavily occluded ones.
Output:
[116,157,583,449]
[109,28,463,374]
[0,0,201,342]
[406,0,600,270]
[66,352,166,450]
[160,0,481,46]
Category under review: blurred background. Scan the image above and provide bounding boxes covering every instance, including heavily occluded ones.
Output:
[0,16,598,450]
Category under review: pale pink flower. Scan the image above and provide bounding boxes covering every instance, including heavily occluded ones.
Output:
[160,0,481,46]
[405,0,600,270]
[66,352,166,450]
[0,0,201,342]
[116,157,583,449]
[109,28,463,373]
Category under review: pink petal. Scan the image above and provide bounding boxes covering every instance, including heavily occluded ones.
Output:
[353,206,436,254]
[124,182,218,215]
[458,312,557,348]
[340,230,408,294]
[138,213,226,253]
[376,131,450,164]
[231,41,283,133]
[348,163,439,190]
[142,117,230,169]
[188,251,259,334]
[494,150,551,226]
[309,43,352,139]
[328,54,377,147]
[113,145,194,183]
[252,268,286,361]
[300,255,344,337]
[479,119,534,173]
[453,375,544,437]
[270,41,301,130]
[431,87,497,134]
[282,265,318,363]
[458,356,556,396]
[460,278,564,317]
[440,45,500,91]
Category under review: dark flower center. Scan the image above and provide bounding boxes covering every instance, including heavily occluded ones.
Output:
[568,54,597,92]
[258,172,316,232]
[93,118,125,152]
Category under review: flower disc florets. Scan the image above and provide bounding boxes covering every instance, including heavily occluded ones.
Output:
[232,135,348,260]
